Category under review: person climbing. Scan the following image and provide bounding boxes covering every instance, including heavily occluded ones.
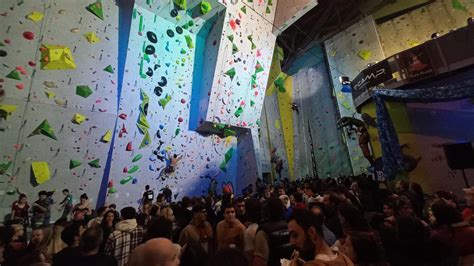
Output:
[357,126,375,166]
[165,152,183,175]
[270,148,284,180]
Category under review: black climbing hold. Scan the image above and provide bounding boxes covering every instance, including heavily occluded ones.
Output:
[154,64,159,70]
[158,76,167,87]
[154,86,163,97]
[170,9,178,17]
[146,67,153,77]
[175,26,183,34]
[0,50,6,57]
[146,31,157,43]
[145,45,155,55]
[167,29,175,37]
[143,103,149,115]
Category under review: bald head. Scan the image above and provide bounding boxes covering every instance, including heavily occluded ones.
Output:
[129,238,180,266]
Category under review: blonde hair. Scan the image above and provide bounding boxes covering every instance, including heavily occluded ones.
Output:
[159,206,175,222]
[45,225,66,258]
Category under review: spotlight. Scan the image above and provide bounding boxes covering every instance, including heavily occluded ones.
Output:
[431,32,440,39]
[339,76,350,85]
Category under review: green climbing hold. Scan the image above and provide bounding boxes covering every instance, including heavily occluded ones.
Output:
[225,68,236,80]
[174,0,187,10]
[6,70,21,80]
[86,1,104,20]
[219,160,227,172]
[255,61,264,73]
[250,100,255,107]
[274,77,286,93]
[175,128,181,136]
[452,0,468,12]
[268,0,273,5]
[159,94,172,109]
[120,176,133,185]
[227,35,234,42]
[180,48,187,54]
[216,123,226,130]
[232,43,239,54]
[224,129,235,137]
[240,6,247,14]
[0,161,12,175]
[6,188,18,195]
[132,154,143,162]
[234,106,243,117]
[88,158,101,168]
[200,1,212,15]
[251,42,256,50]
[140,131,152,149]
[128,165,139,173]
[108,187,117,193]
[224,147,234,163]
[76,85,93,98]
[28,119,58,140]
[103,65,114,73]
[265,6,271,13]
[69,160,82,169]
[185,35,194,49]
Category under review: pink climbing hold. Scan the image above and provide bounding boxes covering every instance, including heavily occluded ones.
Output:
[119,113,127,120]
[240,100,245,106]
[178,117,183,123]
[126,142,132,151]
[23,31,35,40]
[16,84,24,90]
[16,66,27,75]
[229,19,237,31]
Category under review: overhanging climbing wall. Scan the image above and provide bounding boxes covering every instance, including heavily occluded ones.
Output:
[105,5,238,206]
[324,16,385,175]
[200,0,278,129]
[0,0,119,216]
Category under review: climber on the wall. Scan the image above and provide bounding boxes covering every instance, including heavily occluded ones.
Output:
[357,126,375,166]
[270,147,284,180]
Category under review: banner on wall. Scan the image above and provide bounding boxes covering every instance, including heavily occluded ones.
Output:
[398,45,435,83]
[351,60,393,107]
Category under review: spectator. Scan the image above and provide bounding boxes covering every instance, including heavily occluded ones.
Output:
[31,191,52,227]
[143,216,173,241]
[288,209,353,265]
[52,222,85,266]
[88,206,108,228]
[180,240,208,266]
[128,238,180,266]
[72,194,91,222]
[210,247,248,266]
[45,218,68,258]
[243,198,261,261]
[104,207,143,266]
[59,189,73,220]
[462,187,474,222]
[179,203,214,255]
[216,204,245,250]
[2,224,28,266]
[100,209,119,251]
[72,227,117,266]
[235,197,247,224]
[253,197,292,266]
[10,194,29,224]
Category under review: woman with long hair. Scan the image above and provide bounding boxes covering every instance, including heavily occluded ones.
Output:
[11,194,29,225]
[99,209,119,251]
[2,224,28,266]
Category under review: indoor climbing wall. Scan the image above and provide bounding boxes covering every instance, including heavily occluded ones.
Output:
[292,62,353,178]
[273,0,318,34]
[105,5,238,206]
[324,16,385,175]
[377,0,474,57]
[373,0,474,195]
[0,0,119,216]
[201,0,278,129]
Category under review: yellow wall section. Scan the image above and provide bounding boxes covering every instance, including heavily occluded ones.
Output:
[277,76,295,180]
[360,101,430,191]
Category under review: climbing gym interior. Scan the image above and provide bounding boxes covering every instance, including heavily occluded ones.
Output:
[1,0,474,218]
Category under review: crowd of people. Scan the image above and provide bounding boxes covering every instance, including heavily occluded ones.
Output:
[1,174,474,266]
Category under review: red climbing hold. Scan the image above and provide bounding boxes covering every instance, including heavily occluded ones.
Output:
[229,19,237,31]
[4,39,11,44]
[23,31,35,40]
[123,167,128,173]
[28,61,36,67]
[178,117,183,123]
[119,113,127,120]
[181,98,186,104]
[108,180,113,188]
[16,84,24,90]
[126,142,132,151]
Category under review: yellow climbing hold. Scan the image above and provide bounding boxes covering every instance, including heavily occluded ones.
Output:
[84,32,101,44]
